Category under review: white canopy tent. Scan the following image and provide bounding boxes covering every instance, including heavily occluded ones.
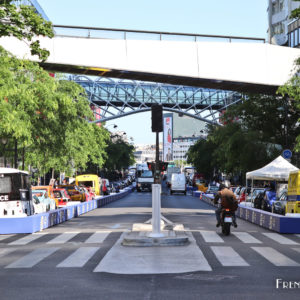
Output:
[246,156,299,181]
[246,156,299,207]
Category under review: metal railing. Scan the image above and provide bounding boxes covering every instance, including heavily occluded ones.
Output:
[53,24,266,43]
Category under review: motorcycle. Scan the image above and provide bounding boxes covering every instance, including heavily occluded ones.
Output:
[221,208,234,236]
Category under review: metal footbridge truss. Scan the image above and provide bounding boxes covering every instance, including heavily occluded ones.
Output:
[70,76,242,125]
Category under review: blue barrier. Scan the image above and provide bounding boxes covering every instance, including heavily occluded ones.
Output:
[0,187,134,234]
[194,192,300,234]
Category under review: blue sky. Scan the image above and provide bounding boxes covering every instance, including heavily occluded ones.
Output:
[38,0,269,144]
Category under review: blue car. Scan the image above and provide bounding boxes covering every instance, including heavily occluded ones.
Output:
[261,189,277,212]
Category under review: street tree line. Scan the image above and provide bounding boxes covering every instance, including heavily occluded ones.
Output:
[0,1,135,177]
[186,1,300,184]
[186,94,300,183]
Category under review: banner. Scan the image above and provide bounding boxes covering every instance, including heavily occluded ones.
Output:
[163,114,173,161]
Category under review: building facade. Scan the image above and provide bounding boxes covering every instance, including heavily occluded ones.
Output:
[134,144,163,164]
[268,0,300,46]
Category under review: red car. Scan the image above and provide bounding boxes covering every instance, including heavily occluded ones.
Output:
[53,188,71,207]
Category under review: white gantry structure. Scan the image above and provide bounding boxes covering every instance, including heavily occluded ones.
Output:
[1,25,299,123]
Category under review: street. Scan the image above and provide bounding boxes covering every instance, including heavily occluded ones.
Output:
[0,189,299,300]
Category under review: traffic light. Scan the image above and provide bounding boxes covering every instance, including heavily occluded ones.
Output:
[151,104,163,132]
[147,162,156,171]
[159,161,168,172]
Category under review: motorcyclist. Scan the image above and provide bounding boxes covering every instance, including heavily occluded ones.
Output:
[213,183,238,228]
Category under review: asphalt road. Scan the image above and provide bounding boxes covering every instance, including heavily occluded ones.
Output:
[0,187,300,300]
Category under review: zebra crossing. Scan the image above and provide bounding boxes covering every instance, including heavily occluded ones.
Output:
[0,230,300,272]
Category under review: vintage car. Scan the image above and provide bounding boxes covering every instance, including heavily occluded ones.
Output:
[57,185,86,202]
[32,186,57,209]
[53,188,71,207]
[32,189,56,212]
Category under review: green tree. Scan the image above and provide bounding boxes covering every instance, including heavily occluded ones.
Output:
[0,0,54,60]
[186,138,215,179]
[103,136,135,171]
[223,94,300,151]
[0,47,109,174]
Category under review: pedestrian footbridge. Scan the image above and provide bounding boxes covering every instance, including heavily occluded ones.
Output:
[1,25,299,95]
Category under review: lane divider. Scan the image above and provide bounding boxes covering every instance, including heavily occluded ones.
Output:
[0,187,134,234]
[192,190,300,234]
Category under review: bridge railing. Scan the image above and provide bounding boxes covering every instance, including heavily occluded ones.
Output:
[53,25,265,43]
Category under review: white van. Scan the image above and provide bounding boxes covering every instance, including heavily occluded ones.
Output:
[170,173,186,195]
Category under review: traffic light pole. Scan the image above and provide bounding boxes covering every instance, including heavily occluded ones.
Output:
[155,132,160,184]
[149,131,164,237]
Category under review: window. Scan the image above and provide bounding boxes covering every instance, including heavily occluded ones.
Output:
[272,0,284,15]
[0,177,11,194]
[272,22,284,35]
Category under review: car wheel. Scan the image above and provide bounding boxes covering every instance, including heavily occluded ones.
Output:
[184,191,186,196]
[170,190,173,195]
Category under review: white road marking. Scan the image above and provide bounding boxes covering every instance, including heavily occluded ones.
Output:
[85,232,110,244]
[211,246,249,266]
[292,248,300,254]
[0,248,16,258]
[57,247,99,268]
[199,231,224,243]
[5,248,59,268]
[232,232,262,244]
[9,233,47,245]
[262,233,299,245]
[110,224,120,229]
[0,235,14,242]
[47,232,80,244]
[252,247,299,267]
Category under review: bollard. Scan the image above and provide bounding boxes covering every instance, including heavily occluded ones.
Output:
[149,184,164,237]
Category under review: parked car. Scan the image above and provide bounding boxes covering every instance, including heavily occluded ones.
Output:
[32,189,56,212]
[170,173,186,195]
[57,185,86,202]
[261,188,277,211]
[53,188,71,207]
[112,182,120,193]
[238,187,251,203]
[246,188,265,203]
[272,188,287,215]
[32,194,47,214]
[32,186,57,209]
[234,186,242,198]
[253,190,266,209]
[206,185,219,196]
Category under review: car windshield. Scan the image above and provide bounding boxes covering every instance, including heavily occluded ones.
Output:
[141,171,153,178]
[32,190,46,197]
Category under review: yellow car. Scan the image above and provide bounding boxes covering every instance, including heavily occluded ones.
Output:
[57,185,86,202]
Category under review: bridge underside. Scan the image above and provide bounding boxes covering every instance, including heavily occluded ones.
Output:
[70,76,243,124]
[43,62,278,95]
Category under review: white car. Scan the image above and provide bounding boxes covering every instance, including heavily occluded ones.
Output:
[32,195,47,214]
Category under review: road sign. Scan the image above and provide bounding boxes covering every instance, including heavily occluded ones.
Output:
[282,149,292,159]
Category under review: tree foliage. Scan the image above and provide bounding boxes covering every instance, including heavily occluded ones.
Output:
[186,92,299,182]
[0,47,109,175]
[103,137,135,171]
[0,0,54,60]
